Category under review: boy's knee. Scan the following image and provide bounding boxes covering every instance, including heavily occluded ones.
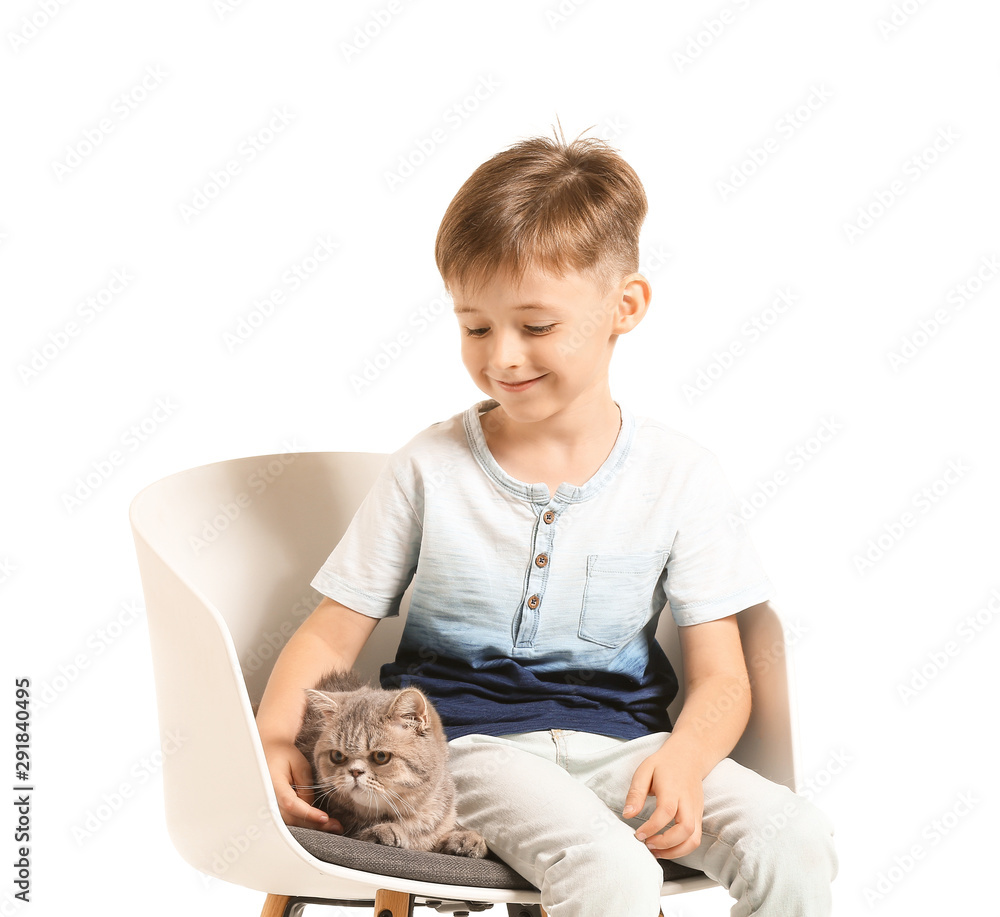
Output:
[744,793,838,882]
[555,835,664,906]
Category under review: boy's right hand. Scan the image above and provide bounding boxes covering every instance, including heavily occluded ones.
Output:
[264,740,343,832]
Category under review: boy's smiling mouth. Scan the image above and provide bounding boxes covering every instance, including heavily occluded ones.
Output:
[494,375,545,392]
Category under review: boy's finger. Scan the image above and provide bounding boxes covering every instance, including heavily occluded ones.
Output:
[646,827,700,859]
[643,820,688,850]
[622,763,653,817]
[290,761,317,804]
[633,804,676,842]
[280,790,329,824]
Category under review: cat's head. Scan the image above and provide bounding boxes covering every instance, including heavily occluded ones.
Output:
[303,685,446,818]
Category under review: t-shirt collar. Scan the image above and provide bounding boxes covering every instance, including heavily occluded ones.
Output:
[463,399,636,505]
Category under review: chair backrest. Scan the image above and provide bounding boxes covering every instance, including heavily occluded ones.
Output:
[130,451,403,707]
[131,451,797,878]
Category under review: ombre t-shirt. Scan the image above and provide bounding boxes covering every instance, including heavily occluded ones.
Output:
[311,400,774,741]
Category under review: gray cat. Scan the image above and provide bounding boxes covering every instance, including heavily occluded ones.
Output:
[294,669,487,857]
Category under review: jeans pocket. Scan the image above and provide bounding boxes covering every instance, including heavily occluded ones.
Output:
[578,552,668,648]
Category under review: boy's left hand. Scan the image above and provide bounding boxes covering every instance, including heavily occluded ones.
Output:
[622,745,704,859]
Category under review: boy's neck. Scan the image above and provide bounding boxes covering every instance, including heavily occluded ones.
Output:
[480,390,623,492]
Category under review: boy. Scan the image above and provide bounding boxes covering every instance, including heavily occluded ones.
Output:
[255,132,837,916]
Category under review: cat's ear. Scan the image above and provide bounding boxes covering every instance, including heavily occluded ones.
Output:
[304,689,340,718]
[389,688,430,735]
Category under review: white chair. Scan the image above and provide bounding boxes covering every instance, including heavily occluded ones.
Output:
[129,450,798,917]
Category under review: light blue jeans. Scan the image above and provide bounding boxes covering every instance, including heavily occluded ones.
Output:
[448,730,837,916]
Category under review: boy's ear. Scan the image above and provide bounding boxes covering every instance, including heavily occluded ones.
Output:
[611,273,651,335]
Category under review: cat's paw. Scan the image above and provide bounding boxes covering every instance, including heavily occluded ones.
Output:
[438,826,488,858]
[357,823,404,847]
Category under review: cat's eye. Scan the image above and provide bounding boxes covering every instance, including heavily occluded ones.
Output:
[371,750,393,765]
[329,750,347,765]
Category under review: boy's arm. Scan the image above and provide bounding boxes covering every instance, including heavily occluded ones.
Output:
[255,596,379,830]
[623,605,756,858]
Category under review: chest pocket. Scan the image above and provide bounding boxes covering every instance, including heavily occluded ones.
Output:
[578,552,668,648]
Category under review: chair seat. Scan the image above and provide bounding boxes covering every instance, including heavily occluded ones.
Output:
[288,827,706,890]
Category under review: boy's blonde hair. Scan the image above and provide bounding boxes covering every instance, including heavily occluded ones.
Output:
[435,129,647,296]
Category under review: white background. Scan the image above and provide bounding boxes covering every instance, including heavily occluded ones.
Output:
[3,0,998,914]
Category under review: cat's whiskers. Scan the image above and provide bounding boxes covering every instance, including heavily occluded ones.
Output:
[374,788,403,821]
[378,784,416,817]
[314,785,338,805]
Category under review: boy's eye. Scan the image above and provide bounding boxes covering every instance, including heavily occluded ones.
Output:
[371,750,393,765]
[330,750,347,764]
[464,324,555,337]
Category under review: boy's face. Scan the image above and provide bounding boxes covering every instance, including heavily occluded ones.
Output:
[450,266,648,427]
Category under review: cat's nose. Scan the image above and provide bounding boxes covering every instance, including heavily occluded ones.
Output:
[349,767,364,778]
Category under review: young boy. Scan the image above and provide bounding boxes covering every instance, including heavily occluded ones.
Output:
[255,132,837,916]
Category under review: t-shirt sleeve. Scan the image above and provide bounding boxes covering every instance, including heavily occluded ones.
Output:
[663,452,774,626]
[310,455,422,619]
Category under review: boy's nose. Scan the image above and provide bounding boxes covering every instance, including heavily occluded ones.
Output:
[488,329,524,369]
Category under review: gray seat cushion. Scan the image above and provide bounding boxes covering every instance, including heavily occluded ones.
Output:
[288,826,705,890]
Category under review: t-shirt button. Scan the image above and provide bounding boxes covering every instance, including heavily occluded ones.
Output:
[543,511,555,524]
[535,553,549,568]
[527,594,540,609]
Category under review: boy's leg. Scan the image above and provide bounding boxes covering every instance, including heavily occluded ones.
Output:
[576,732,838,917]
[448,731,664,917]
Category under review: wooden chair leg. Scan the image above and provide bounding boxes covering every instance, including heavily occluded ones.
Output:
[259,894,291,917]
[373,888,414,917]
